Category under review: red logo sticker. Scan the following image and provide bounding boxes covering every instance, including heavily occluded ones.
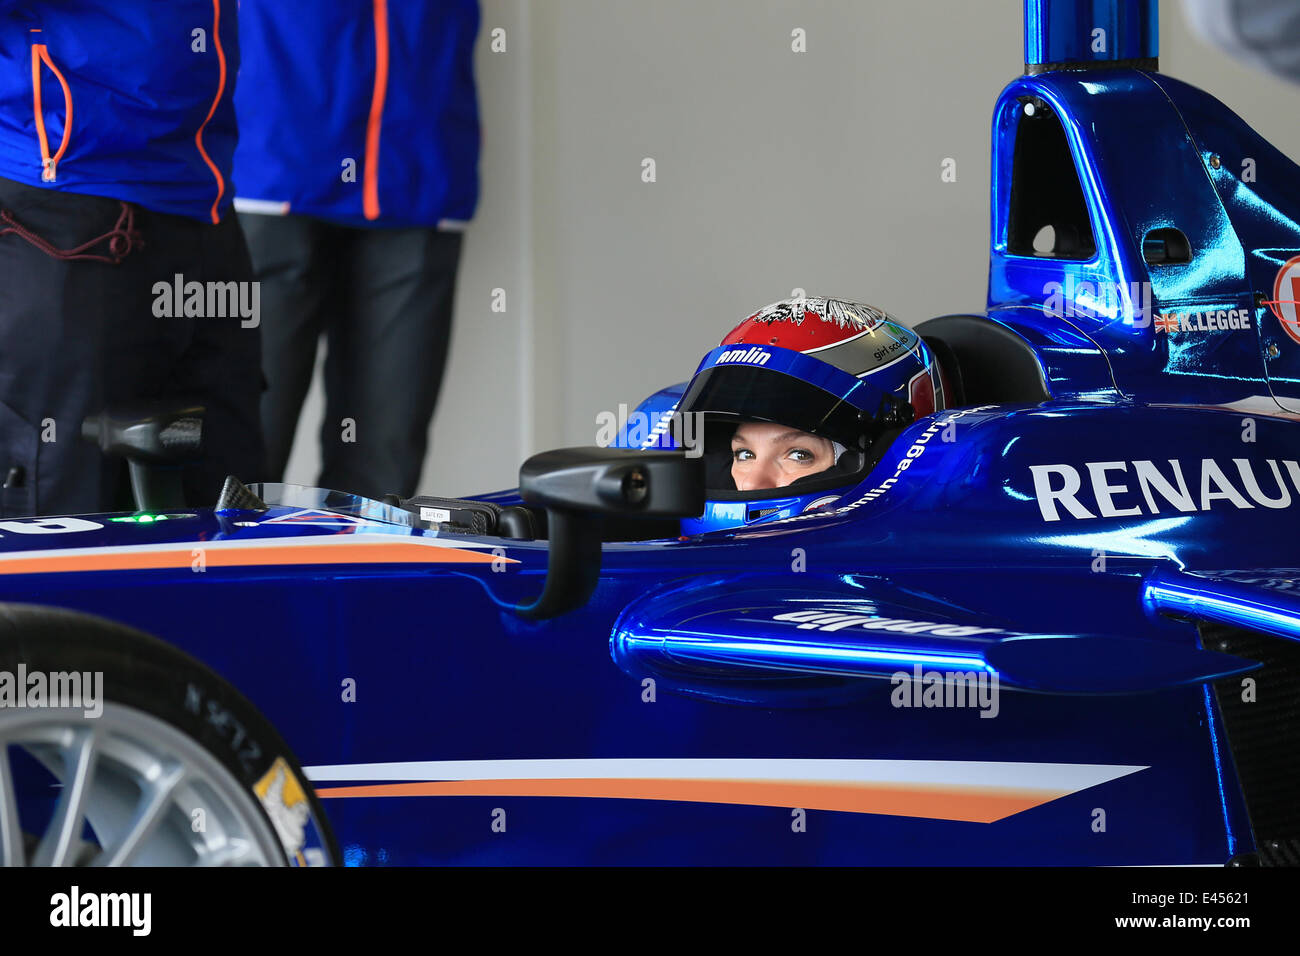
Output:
[1269,254,1300,346]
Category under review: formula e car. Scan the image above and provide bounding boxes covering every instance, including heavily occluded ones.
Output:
[2,0,1300,866]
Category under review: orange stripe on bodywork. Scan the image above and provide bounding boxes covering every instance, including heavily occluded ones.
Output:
[0,541,511,575]
[313,778,1069,824]
[31,44,72,182]
[195,0,228,224]
[363,0,390,220]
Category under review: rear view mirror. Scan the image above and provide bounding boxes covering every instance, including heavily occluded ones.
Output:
[82,402,205,510]
[519,446,704,516]
[516,447,704,620]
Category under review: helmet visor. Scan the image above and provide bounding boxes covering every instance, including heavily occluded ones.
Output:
[678,347,907,449]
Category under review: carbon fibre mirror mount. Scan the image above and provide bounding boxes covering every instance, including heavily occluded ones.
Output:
[82,402,205,511]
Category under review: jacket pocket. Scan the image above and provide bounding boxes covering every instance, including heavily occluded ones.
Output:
[30,42,73,183]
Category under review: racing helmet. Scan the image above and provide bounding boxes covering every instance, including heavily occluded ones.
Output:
[676,296,947,534]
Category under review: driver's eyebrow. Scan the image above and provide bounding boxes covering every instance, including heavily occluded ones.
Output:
[766,430,817,445]
[732,429,815,446]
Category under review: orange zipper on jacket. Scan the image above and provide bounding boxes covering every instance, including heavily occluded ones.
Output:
[363,0,390,220]
[30,39,72,183]
[194,0,228,224]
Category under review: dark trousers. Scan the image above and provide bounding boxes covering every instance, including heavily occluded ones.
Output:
[0,176,265,517]
[240,213,462,501]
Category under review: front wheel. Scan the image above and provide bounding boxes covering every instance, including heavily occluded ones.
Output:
[0,604,338,867]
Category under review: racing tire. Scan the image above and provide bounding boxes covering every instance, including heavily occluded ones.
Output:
[0,603,339,867]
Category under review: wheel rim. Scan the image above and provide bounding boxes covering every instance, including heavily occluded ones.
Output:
[0,701,287,866]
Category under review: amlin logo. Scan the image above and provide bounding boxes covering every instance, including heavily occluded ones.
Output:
[716,346,771,366]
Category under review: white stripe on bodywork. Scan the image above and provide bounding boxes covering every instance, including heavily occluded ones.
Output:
[302,757,1147,791]
[0,531,503,565]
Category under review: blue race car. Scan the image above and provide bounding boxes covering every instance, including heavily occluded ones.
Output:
[2,0,1300,866]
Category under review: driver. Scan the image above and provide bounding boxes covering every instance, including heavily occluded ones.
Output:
[728,421,845,491]
[670,296,948,533]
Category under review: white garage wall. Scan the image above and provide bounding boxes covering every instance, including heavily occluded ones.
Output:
[280,0,1300,498]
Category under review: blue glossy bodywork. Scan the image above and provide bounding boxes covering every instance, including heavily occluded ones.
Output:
[2,1,1298,865]
[987,65,1300,408]
[1025,0,1157,68]
[2,398,1294,864]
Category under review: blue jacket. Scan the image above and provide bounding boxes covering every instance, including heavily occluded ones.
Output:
[233,1,481,229]
[0,1,239,223]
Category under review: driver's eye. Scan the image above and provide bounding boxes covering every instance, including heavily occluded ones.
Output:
[732,448,754,462]
[786,447,814,463]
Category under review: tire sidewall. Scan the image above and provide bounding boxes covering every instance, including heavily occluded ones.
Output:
[0,603,339,866]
